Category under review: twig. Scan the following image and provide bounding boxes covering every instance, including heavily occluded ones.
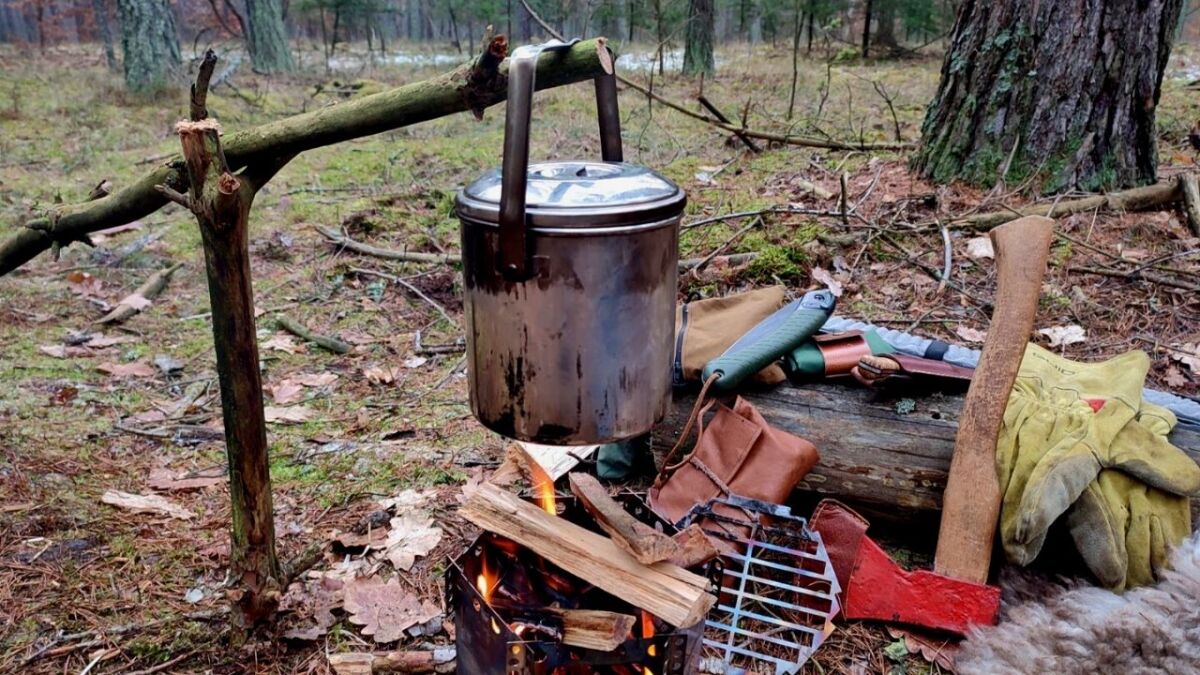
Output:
[276,316,351,354]
[689,216,762,278]
[316,225,460,264]
[1070,265,1200,292]
[123,651,198,675]
[878,233,991,308]
[19,610,226,667]
[696,95,760,152]
[349,267,457,327]
[94,263,183,325]
[937,223,951,294]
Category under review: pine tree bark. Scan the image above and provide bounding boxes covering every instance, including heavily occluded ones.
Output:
[244,0,294,73]
[683,0,715,77]
[913,0,1184,192]
[116,0,181,92]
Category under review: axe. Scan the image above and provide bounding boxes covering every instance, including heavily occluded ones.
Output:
[810,216,1055,635]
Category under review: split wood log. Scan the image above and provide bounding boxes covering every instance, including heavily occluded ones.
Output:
[328,648,456,674]
[669,524,720,568]
[0,38,613,277]
[568,472,679,564]
[951,176,1186,231]
[460,482,715,628]
[548,608,637,651]
[93,262,182,325]
[162,51,286,633]
[659,382,1200,525]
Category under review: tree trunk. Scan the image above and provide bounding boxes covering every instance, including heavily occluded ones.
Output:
[683,0,715,76]
[92,0,117,71]
[912,0,1184,192]
[116,0,181,92]
[873,0,897,51]
[244,0,294,73]
[861,0,873,58]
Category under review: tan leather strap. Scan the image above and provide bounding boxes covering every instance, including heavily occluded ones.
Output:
[655,373,720,487]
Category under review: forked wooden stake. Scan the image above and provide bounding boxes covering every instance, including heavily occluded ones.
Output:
[157,50,295,633]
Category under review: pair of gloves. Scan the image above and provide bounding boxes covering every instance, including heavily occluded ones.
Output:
[997,344,1200,590]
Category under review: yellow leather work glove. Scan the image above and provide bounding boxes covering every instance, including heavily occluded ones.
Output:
[1066,403,1198,590]
[997,345,1156,565]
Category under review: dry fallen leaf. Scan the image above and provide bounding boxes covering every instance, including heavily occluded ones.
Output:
[382,512,442,571]
[377,489,433,513]
[885,626,958,671]
[264,406,314,424]
[364,365,402,385]
[97,361,157,378]
[39,344,91,358]
[66,271,103,297]
[262,334,304,354]
[280,575,344,641]
[1038,324,1087,347]
[147,467,225,491]
[85,334,135,348]
[1164,366,1189,389]
[114,292,153,312]
[1170,343,1200,374]
[270,380,305,405]
[966,236,994,260]
[403,356,428,369]
[296,372,339,387]
[955,325,987,343]
[343,577,441,643]
[811,267,844,297]
[101,490,195,520]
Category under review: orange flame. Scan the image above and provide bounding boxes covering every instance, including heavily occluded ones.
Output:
[642,610,657,661]
[477,556,497,604]
[538,480,556,515]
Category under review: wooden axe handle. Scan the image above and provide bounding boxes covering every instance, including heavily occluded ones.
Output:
[934,215,1055,583]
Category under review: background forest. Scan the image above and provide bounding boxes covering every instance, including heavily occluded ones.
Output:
[4,0,1200,673]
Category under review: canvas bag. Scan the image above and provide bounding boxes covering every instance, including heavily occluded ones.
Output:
[650,390,820,549]
[674,286,789,387]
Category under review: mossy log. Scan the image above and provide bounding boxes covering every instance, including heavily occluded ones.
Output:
[0,38,614,277]
[659,382,1200,524]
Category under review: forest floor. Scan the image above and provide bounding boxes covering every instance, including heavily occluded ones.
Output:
[2,38,1200,674]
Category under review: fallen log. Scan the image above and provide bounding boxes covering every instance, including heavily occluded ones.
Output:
[0,38,613,277]
[328,648,456,674]
[460,482,714,628]
[951,176,1185,231]
[568,472,679,564]
[659,381,1200,524]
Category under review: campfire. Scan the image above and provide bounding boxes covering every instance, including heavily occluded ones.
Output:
[449,487,711,674]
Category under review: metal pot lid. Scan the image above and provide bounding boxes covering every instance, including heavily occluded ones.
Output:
[456,161,686,228]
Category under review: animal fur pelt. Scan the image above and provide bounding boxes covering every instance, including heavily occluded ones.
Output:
[957,532,1200,674]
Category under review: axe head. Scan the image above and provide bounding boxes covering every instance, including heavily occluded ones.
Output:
[811,499,1000,637]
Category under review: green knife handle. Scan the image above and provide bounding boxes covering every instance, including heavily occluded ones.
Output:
[703,305,830,392]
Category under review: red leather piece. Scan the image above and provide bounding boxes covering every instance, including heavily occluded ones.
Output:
[811,499,1000,637]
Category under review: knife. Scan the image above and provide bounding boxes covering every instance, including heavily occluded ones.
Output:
[702,289,837,393]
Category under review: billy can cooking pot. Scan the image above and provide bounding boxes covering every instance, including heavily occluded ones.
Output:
[455,40,686,445]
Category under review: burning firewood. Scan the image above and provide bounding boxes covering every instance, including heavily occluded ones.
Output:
[568,472,680,565]
[668,524,721,568]
[460,483,715,628]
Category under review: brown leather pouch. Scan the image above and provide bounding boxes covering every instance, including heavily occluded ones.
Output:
[650,395,819,549]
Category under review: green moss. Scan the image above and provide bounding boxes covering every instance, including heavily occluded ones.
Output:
[743,244,810,283]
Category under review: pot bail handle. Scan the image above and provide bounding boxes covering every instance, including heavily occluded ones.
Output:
[498,39,623,281]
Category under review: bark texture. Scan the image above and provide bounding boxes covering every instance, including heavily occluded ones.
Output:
[683,0,715,77]
[244,0,294,73]
[116,0,181,92]
[92,0,117,71]
[913,0,1184,192]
